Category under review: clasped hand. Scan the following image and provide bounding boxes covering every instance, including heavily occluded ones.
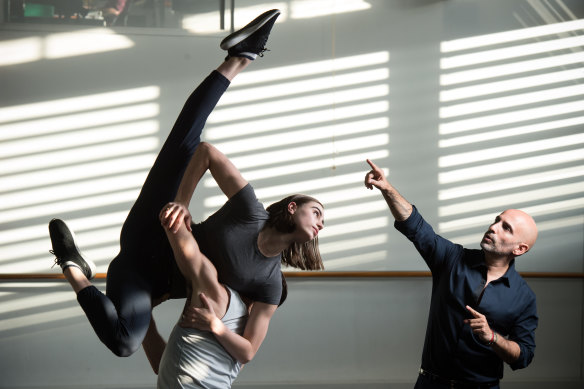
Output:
[160,202,192,233]
[180,293,218,332]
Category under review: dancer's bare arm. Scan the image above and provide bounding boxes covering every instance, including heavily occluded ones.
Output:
[177,141,247,203]
[163,219,229,318]
[143,317,167,375]
[163,216,273,364]
[364,159,412,221]
[142,293,170,374]
[182,297,276,365]
[163,142,247,232]
[217,301,276,364]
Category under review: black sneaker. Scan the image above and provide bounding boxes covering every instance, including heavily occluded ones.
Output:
[49,218,96,280]
[220,9,281,60]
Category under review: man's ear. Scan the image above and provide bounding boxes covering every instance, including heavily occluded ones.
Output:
[287,201,297,214]
[513,243,529,257]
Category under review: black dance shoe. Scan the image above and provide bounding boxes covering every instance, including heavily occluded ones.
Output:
[220,9,281,60]
[49,218,96,280]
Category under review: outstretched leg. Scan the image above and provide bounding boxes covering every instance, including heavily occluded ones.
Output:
[58,64,237,357]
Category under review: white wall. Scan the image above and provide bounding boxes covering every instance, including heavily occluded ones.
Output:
[1,0,583,387]
[0,277,582,388]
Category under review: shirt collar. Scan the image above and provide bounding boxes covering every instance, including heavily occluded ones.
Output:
[472,252,514,287]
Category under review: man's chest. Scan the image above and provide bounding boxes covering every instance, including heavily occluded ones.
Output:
[442,267,517,330]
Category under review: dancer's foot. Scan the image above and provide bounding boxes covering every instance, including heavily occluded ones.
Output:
[220,9,281,60]
[49,219,96,280]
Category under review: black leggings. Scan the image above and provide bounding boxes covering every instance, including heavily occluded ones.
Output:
[76,71,230,357]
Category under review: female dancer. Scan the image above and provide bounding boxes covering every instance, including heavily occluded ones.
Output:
[144,140,324,387]
[49,8,324,360]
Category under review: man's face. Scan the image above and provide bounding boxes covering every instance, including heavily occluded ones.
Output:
[480,210,523,257]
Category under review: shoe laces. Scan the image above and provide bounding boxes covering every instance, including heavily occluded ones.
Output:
[258,47,270,57]
[255,31,271,54]
[49,249,63,268]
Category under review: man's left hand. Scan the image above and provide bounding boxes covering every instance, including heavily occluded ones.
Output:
[464,305,493,344]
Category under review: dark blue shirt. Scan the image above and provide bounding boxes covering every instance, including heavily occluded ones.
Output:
[395,206,538,383]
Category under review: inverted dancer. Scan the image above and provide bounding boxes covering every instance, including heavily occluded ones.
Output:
[49,9,325,362]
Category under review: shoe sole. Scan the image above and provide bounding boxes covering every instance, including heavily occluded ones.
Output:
[50,218,97,280]
[220,9,281,50]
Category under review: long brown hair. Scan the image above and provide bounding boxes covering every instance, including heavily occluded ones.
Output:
[265,194,325,271]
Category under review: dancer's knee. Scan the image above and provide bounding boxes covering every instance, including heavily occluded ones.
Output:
[108,337,142,357]
[100,326,144,357]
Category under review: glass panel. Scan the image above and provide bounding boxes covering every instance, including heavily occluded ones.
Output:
[5,0,231,30]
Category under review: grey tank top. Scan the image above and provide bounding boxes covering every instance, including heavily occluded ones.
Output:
[157,286,249,389]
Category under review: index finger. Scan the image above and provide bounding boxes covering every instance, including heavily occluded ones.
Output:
[465,305,482,318]
[366,158,378,170]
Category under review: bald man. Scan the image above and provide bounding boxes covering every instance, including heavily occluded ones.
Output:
[364,159,539,389]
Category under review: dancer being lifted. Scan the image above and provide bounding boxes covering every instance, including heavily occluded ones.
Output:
[49,10,325,370]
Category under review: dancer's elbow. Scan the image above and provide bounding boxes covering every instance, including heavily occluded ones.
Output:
[236,348,257,365]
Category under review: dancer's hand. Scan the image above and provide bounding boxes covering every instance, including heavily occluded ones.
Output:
[179,293,221,333]
[160,202,192,233]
